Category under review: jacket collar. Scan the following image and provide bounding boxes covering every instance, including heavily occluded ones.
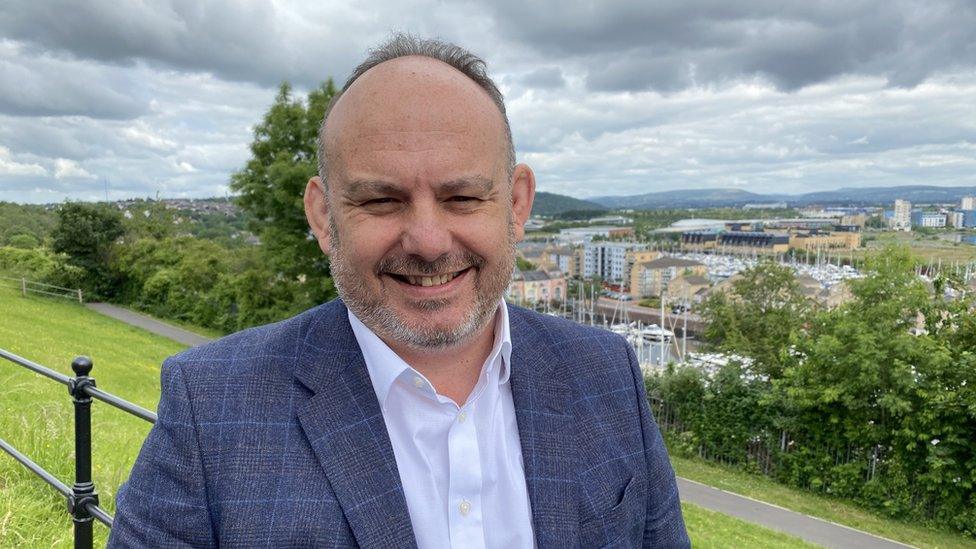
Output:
[508,306,580,547]
[294,299,417,549]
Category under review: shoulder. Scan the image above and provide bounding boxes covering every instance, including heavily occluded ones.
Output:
[507,304,626,346]
[161,299,347,393]
[507,304,635,380]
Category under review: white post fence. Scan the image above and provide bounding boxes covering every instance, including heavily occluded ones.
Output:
[1,276,84,303]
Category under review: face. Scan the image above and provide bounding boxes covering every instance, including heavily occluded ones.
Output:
[306,56,534,351]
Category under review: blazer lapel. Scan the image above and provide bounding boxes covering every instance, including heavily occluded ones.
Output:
[509,308,580,548]
[294,301,417,549]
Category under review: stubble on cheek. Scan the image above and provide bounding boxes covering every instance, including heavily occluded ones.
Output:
[327,209,517,349]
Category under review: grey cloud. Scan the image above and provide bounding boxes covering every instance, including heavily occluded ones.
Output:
[0,47,147,118]
[0,0,345,88]
[0,0,473,91]
[519,67,566,88]
[585,53,692,92]
[485,0,976,92]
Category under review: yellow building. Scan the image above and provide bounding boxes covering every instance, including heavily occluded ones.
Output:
[667,274,711,305]
[788,231,861,251]
[624,249,661,290]
[539,246,580,278]
[682,231,789,255]
[630,257,707,298]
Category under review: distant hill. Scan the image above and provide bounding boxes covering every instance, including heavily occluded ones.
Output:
[591,189,778,209]
[531,192,607,216]
[591,185,976,209]
[792,185,976,206]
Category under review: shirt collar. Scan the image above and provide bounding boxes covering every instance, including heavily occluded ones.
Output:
[347,301,512,406]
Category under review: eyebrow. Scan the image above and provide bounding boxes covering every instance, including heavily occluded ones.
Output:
[439,177,495,195]
[341,177,495,200]
[341,180,404,201]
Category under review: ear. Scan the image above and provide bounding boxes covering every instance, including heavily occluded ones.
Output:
[510,163,536,242]
[304,176,331,254]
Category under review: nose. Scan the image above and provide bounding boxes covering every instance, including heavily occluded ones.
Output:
[399,202,453,262]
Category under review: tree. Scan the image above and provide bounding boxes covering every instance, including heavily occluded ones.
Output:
[770,246,976,528]
[0,202,57,247]
[699,261,811,379]
[51,202,125,298]
[516,257,537,271]
[230,81,338,305]
[121,200,177,240]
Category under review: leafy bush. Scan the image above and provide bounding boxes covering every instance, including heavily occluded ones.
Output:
[650,248,976,536]
[0,246,85,289]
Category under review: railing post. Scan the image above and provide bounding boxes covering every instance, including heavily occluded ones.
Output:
[68,356,98,549]
[77,289,83,304]
[21,277,26,297]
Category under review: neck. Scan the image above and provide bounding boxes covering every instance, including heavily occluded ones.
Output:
[388,313,498,405]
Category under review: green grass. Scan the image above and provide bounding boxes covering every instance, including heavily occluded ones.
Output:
[856,230,976,262]
[672,455,976,549]
[0,284,187,547]
[682,502,820,548]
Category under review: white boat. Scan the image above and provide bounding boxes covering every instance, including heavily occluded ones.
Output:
[641,325,674,341]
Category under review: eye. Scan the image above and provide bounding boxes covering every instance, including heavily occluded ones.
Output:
[362,197,398,206]
[448,196,481,203]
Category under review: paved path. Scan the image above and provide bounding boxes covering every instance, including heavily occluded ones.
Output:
[84,302,912,548]
[677,478,912,548]
[85,303,212,348]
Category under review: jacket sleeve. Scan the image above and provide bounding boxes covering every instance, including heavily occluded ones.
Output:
[108,358,217,548]
[625,344,691,548]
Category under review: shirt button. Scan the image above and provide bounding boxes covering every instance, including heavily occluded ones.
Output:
[459,500,471,516]
[458,411,467,423]
[413,377,424,389]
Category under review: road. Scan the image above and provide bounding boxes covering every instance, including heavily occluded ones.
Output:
[85,302,212,348]
[677,478,912,548]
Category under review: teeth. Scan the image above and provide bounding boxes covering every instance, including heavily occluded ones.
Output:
[402,271,459,287]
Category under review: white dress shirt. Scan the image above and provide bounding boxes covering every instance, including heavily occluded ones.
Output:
[348,302,535,549]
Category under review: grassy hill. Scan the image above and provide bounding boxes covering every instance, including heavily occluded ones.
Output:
[531,191,607,216]
[0,285,819,547]
[0,284,185,547]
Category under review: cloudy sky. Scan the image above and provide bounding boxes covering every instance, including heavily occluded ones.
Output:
[1,0,974,203]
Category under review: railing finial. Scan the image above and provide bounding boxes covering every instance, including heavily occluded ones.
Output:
[71,356,93,377]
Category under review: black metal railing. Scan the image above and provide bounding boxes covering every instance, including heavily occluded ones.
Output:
[0,348,157,548]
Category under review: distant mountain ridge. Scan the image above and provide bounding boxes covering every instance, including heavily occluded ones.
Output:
[531,192,607,216]
[593,189,773,209]
[590,185,976,209]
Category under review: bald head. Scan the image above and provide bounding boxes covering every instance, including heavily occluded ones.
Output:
[322,56,510,189]
[316,34,515,189]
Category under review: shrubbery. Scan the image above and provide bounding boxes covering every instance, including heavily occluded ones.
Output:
[111,236,333,333]
[3,201,336,335]
[649,251,976,536]
[0,246,85,289]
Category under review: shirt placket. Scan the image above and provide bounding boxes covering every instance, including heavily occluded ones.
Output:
[446,389,488,548]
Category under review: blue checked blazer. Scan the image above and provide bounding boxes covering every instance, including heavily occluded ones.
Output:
[109,299,689,548]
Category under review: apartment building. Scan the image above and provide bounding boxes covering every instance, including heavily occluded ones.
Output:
[582,241,649,282]
[630,257,706,298]
[892,199,912,231]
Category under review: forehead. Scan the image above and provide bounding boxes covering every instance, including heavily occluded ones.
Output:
[325,57,507,181]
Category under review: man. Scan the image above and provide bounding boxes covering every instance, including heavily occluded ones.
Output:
[110,34,688,548]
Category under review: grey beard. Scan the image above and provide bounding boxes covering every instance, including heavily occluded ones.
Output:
[328,217,515,350]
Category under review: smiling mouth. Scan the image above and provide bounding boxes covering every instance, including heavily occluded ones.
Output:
[388,268,469,287]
